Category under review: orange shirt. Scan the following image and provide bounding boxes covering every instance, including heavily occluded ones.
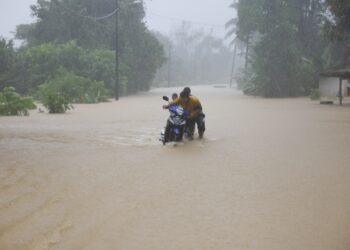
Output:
[173,96,202,114]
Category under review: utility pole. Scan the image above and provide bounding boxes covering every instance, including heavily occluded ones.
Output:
[167,45,171,87]
[244,33,250,74]
[115,0,119,100]
[339,78,343,105]
[229,44,237,88]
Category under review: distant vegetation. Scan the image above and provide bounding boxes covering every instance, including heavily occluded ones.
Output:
[152,24,232,87]
[227,0,350,97]
[0,0,165,114]
[310,89,321,101]
[2,0,349,116]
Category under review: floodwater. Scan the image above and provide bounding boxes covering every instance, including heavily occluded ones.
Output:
[1,85,350,250]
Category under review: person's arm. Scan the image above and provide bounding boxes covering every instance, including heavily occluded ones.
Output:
[188,104,202,119]
[163,98,180,109]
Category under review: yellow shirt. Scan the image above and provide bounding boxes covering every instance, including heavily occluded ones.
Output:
[173,96,202,116]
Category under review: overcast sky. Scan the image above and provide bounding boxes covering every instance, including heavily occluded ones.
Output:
[0,0,233,41]
[144,0,233,38]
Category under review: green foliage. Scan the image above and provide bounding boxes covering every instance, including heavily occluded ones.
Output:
[310,89,321,100]
[85,49,115,90]
[39,89,72,114]
[14,0,165,95]
[235,0,260,42]
[323,0,350,68]
[324,0,350,41]
[14,43,59,93]
[242,82,258,96]
[0,38,15,90]
[11,41,116,95]
[0,87,36,116]
[234,74,257,96]
[0,38,14,69]
[38,68,108,105]
[86,81,109,103]
[230,0,326,97]
[294,62,319,95]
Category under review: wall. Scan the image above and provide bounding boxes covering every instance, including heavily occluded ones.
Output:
[319,77,350,97]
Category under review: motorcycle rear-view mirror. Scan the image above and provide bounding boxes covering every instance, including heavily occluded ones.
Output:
[163,96,169,102]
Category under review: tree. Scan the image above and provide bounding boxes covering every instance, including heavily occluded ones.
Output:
[323,0,350,67]
[15,0,165,95]
[0,38,15,90]
[7,41,115,95]
[324,0,350,41]
[226,0,261,73]
[227,0,326,97]
[153,24,231,87]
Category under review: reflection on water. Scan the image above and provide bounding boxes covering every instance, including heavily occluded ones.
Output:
[1,85,350,250]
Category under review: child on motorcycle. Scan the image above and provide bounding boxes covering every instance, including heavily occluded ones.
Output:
[163,89,205,139]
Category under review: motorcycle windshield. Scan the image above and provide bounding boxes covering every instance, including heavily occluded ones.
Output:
[169,105,186,125]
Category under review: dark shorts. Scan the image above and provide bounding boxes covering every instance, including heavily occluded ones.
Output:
[186,113,205,136]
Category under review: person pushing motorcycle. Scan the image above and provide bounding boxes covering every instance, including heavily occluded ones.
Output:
[163,89,205,139]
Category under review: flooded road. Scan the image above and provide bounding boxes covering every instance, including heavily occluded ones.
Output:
[1,85,350,250]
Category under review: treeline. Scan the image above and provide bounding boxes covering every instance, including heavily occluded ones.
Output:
[153,24,232,87]
[0,0,165,99]
[227,0,350,97]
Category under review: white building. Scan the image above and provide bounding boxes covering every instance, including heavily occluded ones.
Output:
[319,68,350,105]
[319,77,350,98]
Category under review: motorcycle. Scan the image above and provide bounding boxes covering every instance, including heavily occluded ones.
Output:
[160,96,189,145]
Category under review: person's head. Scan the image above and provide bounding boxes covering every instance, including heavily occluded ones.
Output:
[180,90,190,103]
[172,93,178,101]
[183,87,191,95]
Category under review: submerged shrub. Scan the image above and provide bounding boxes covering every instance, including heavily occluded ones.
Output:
[85,81,109,103]
[310,89,321,100]
[0,87,36,116]
[38,85,72,113]
[38,68,109,104]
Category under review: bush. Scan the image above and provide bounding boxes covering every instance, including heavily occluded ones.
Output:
[12,42,117,95]
[242,82,259,96]
[37,68,110,113]
[38,85,72,113]
[0,87,36,116]
[235,71,259,96]
[310,89,321,100]
[85,81,109,103]
[38,68,109,104]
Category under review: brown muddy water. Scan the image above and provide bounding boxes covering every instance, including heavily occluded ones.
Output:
[1,85,350,250]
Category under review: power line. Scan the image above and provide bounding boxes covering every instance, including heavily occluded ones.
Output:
[147,11,226,29]
[75,7,227,30]
[94,8,118,20]
[79,8,119,21]
[51,0,118,21]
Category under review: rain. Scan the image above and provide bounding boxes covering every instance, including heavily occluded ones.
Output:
[1,0,350,249]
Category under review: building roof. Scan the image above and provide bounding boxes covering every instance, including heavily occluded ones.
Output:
[320,67,350,78]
